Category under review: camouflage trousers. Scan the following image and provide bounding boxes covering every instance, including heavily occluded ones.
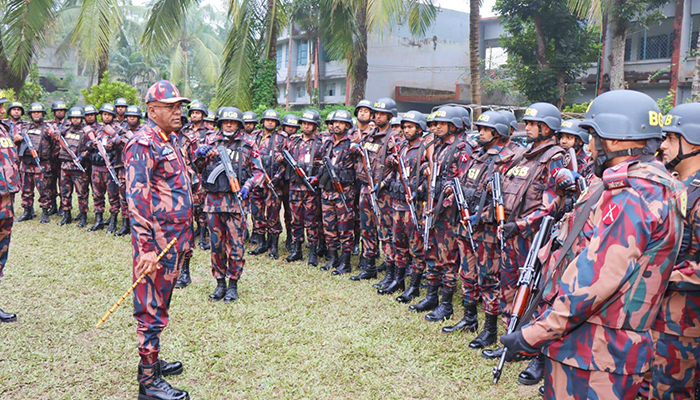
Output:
[392,207,424,274]
[208,212,245,280]
[425,216,460,289]
[251,187,282,235]
[49,160,60,203]
[60,169,89,213]
[358,188,393,261]
[20,162,52,209]
[500,233,531,317]
[646,330,700,400]
[459,226,500,315]
[133,248,184,358]
[321,187,355,253]
[290,190,319,245]
[542,357,643,400]
[91,167,120,214]
[0,217,13,279]
[281,180,292,235]
[117,168,128,216]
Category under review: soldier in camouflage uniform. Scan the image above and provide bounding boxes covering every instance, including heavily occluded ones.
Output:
[125,80,193,400]
[83,105,99,130]
[47,101,69,216]
[180,101,210,250]
[318,110,356,273]
[248,109,287,259]
[14,102,58,224]
[57,107,90,227]
[203,110,216,131]
[644,103,700,400]
[3,102,24,137]
[501,90,684,400]
[0,94,21,323]
[196,107,263,302]
[284,109,324,266]
[114,97,129,130]
[280,114,300,252]
[409,106,472,321]
[240,111,258,243]
[114,105,145,236]
[558,119,592,176]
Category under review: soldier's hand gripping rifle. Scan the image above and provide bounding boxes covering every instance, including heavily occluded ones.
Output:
[492,171,506,252]
[283,149,315,191]
[392,146,419,229]
[492,215,554,384]
[453,177,476,253]
[252,156,280,201]
[323,156,350,212]
[86,127,121,187]
[422,159,439,253]
[217,144,246,214]
[568,148,587,193]
[56,133,86,173]
[22,130,44,175]
[359,146,382,227]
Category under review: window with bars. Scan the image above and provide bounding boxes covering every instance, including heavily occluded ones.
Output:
[692,31,699,51]
[638,33,672,60]
[341,82,346,96]
[625,38,632,61]
[297,40,308,66]
[276,45,286,69]
[296,85,307,99]
[323,83,336,97]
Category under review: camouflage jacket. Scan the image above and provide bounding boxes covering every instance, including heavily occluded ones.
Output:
[0,121,20,196]
[181,122,210,145]
[255,128,287,185]
[17,121,58,168]
[521,156,685,375]
[58,125,90,171]
[124,121,194,255]
[383,136,428,212]
[285,134,324,192]
[430,134,472,222]
[318,133,355,197]
[354,125,397,189]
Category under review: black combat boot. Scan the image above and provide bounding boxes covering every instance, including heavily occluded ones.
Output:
[208,278,227,301]
[307,243,318,266]
[409,283,439,312]
[174,259,191,289]
[518,353,545,385]
[350,257,377,281]
[224,279,239,303]
[106,213,118,234]
[40,208,50,224]
[248,234,268,255]
[379,266,406,295]
[285,241,303,262]
[158,359,183,377]
[352,242,360,256]
[285,234,293,252]
[249,232,261,246]
[198,228,210,250]
[321,250,338,271]
[88,212,104,231]
[356,255,367,271]
[0,307,17,323]
[396,272,421,303]
[469,312,498,349]
[117,217,131,236]
[137,360,189,400]
[332,252,352,275]
[373,262,394,290]
[425,287,454,322]
[268,234,280,259]
[442,301,478,333]
[47,198,58,216]
[76,212,87,228]
[16,206,34,222]
[58,210,72,226]
[317,238,327,258]
[481,346,504,359]
[377,261,388,273]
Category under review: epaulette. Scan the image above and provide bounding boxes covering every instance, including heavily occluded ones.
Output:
[602,162,631,189]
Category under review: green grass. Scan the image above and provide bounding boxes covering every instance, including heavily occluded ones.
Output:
[0,197,539,399]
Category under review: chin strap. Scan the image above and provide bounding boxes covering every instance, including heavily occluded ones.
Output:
[594,138,661,177]
[526,122,556,144]
[665,134,700,170]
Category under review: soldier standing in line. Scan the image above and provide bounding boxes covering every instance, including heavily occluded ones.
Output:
[558,119,592,175]
[83,105,99,130]
[14,103,58,224]
[3,102,24,137]
[240,110,259,243]
[501,90,684,400]
[0,94,21,323]
[203,111,216,130]
[284,109,324,266]
[57,107,90,227]
[350,100,374,260]
[114,105,144,237]
[125,80,193,400]
[47,101,69,217]
[280,114,300,252]
[114,97,129,130]
[196,107,263,302]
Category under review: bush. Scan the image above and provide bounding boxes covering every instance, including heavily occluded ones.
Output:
[81,72,139,108]
[562,102,590,114]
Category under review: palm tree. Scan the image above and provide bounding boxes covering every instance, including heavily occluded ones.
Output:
[469,0,481,119]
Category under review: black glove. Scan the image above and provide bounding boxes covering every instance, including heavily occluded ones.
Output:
[500,331,539,362]
[502,222,519,239]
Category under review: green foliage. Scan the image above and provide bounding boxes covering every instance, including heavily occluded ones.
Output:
[18,67,47,106]
[562,101,590,114]
[81,72,139,108]
[251,59,278,110]
[657,89,676,114]
[614,0,671,31]
[0,88,17,102]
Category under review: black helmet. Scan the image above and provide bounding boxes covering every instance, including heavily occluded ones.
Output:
[8,101,24,115]
[475,111,509,138]
[125,105,142,117]
[217,107,244,127]
[188,101,207,116]
[325,111,335,125]
[581,90,663,141]
[372,98,398,117]
[261,109,281,124]
[432,106,463,130]
[390,116,402,127]
[99,103,116,116]
[498,110,519,132]
[300,109,321,127]
[28,102,46,114]
[558,119,589,144]
[204,110,216,122]
[67,107,84,119]
[84,105,98,115]
[662,103,700,169]
[401,110,427,132]
[426,111,436,126]
[242,111,258,124]
[281,114,300,128]
[354,99,373,117]
[215,106,225,121]
[330,109,353,125]
[114,97,129,107]
[51,101,68,111]
[522,102,561,131]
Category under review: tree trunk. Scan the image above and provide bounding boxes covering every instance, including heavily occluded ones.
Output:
[266,0,278,62]
[556,71,566,109]
[608,1,627,90]
[315,35,320,108]
[469,0,481,121]
[669,0,684,105]
[350,0,368,105]
[597,13,608,95]
[532,15,548,69]
[691,21,700,101]
[97,49,110,84]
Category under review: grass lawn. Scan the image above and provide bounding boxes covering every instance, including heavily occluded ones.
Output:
[0,200,539,399]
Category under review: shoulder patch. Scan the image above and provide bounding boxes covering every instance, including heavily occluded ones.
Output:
[602,162,631,189]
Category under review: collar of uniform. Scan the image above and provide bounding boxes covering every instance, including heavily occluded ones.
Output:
[525,137,557,157]
[147,120,171,143]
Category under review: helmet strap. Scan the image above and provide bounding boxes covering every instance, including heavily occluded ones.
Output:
[594,138,659,177]
[666,134,700,170]
[526,122,556,143]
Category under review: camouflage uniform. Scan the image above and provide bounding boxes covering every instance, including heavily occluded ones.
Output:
[286,134,323,246]
[251,129,287,236]
[319,133,356,254]
[87,123,123,215]
[58,125,90,214]
[181,122,211,236]
[0,119,20,279]
[17,120,57,211]
[119,122,144,218]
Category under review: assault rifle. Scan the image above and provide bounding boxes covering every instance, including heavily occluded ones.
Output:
[282,149,315,191]
[453,177,476,253]
[252,156,280,201]
[492,172,506,252]
[492,215,554,384]
[56,133,86,173]
[568,148,587,193]
[22,130,44,174]
[322,156,350,212]
[358,146,382,227]
[86,127,120,187]
[392,146,419,228]
[217,144,245,214]
[422,159,439,253]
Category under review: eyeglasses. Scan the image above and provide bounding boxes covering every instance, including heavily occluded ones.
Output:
[151,104,184,113]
